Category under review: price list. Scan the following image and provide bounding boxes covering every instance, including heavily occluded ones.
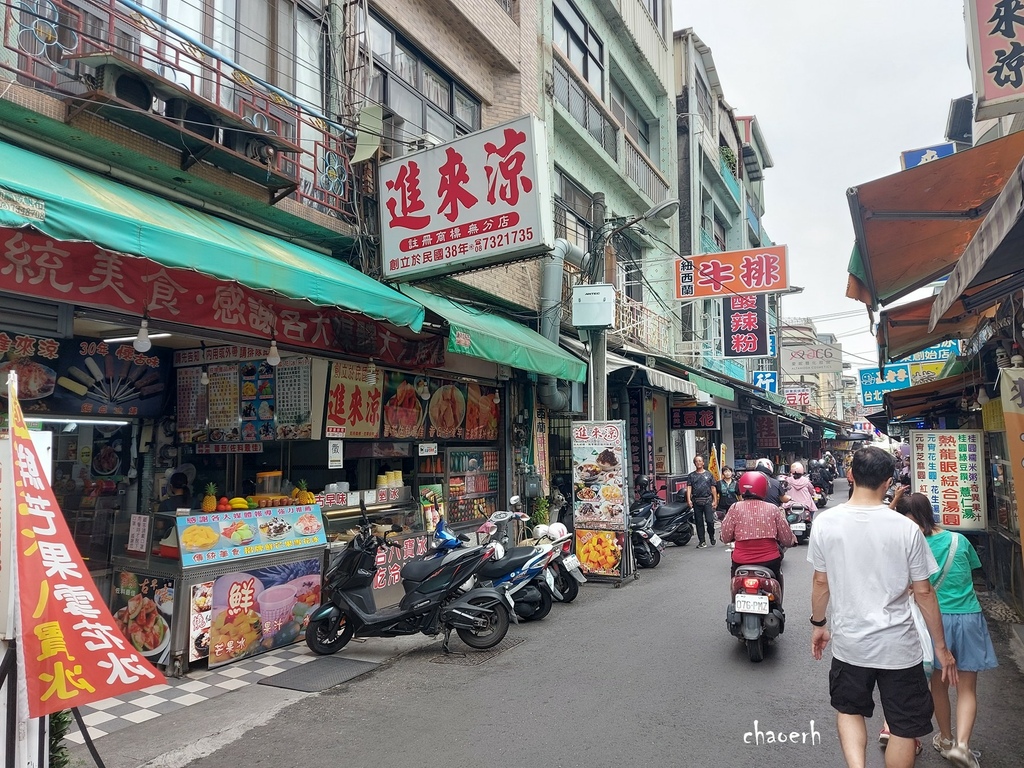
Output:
[275,357,312,439]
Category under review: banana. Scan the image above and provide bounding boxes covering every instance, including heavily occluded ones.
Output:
[229,497,249,509]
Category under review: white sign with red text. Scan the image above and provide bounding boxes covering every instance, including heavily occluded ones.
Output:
[781,342,844,374]
[379,115,552,281]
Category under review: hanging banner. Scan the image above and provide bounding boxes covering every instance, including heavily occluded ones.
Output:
[909,429,987,530]
[753,414,781,450]
[325,361,382,439]
[722,295,770,358]
[968,0,1024,119]
[6,376,164,717]
[674,245,789,299]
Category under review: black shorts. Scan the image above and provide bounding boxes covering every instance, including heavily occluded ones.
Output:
[828,658,933,738]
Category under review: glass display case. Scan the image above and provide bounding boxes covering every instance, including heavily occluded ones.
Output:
[417,446,500,528]
[988,432,1019,534]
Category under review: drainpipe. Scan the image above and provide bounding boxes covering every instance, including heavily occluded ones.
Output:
[538,238,585,411]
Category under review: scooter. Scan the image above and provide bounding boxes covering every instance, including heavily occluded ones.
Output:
[812,485,828,510]
[784,503,812,545]
[519,525,587,602]
[306,509,514,656]
[632,481,693,547]
[628,505,664,568]
[725,564,785,663]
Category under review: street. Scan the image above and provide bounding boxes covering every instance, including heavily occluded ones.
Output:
[152,484,1024,768]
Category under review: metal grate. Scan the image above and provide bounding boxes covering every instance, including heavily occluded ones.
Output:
[257,656,378,692]
[428,636,524,665]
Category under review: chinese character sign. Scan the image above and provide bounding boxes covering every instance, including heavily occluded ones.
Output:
[325,361,382,439]
[674,246,789,299]
[783,386,812,407]
[858,364,912,407]
[753,415,780,450]
[900,143,957,169]
[380,116,552,281]
[751,370,778,393]
[5,378,164,716]
[782,342,844,374]
[909,429,987,531]
[670,406,719,430]
[968,1,1024,119]
[722,295,769,358]
[571,421,628,533]
[999,368,1024,532]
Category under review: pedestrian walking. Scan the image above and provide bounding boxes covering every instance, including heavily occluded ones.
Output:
[898,492,995,768]
[685,455,718,548]
[808,445,957,768]
[716,466,739,520]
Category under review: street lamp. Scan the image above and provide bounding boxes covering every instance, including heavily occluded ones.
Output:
[577,198,680,420]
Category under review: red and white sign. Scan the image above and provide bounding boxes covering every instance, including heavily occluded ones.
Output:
[5,377,165,716]
[674,246,789,299]
[968,1,1024,119]
[380,115,552,281]
[753,414,781,450]
[783,386,812,407]
[781,342,843,374]
[324,361,382,439]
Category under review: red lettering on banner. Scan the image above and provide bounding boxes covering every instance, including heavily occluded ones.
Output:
[385,161,431,230]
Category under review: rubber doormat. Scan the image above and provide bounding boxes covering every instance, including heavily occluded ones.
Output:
[257,656,379,692]
[428,636,524,666]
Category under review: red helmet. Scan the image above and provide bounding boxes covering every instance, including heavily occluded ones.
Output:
[738,471,769,500]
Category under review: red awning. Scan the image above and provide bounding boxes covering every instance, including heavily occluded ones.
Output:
[877,289,998,364]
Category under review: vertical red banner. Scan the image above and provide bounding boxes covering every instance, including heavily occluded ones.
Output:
[7,377,165,717]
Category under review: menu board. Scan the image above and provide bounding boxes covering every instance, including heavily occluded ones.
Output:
[382,372,428,439]
[910,430,987,531]
[239,359,276,442]
[111,570,176,666]
[176,504,328,569]
[464,382,500,441]
[176,366,206,435]
[207,363,239,440]
[381,372,499,441]
[325,360,382,438]
[189,556,323,668]
[274,357,312,439]
[574,529,626,578]
[0,331,171,417]
[571,421,629,533]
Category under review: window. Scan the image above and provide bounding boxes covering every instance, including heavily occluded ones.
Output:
[694,73,713,132]
[639,0,660,27]
[713,217,726,250]
[362,12,481,156]
[554,0,603,96]
[554,168,593,251]
[613,235,643,302]
[611,81,651,155]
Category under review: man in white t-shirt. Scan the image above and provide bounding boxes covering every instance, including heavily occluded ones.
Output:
[808,446,958,768]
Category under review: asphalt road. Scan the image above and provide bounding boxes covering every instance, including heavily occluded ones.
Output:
[165,481,1022,768]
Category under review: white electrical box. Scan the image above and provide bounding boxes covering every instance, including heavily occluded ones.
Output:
[572,284,616,329]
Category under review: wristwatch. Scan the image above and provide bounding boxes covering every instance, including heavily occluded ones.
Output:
[809,616,827,627]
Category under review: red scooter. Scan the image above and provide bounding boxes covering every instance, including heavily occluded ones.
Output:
[725,564,785,663]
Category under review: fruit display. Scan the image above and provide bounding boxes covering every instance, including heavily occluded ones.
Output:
[576,530,623,575]
[202,483,217,513]
[222,521,256,544]
[293,480,316,504]
[181,524,219,551]
[228,497,250,510]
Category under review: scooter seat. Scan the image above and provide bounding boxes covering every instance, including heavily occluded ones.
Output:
[400,558,441,583]
[478,546,536,579]
[734,564,776,580]
[655,502,686,519]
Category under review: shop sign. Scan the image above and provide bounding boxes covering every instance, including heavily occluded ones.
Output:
[751,370,778,394]
[175,504,327,570]
[194,443,264,455]
[5,379,165,715]
[910,429,987,530]
[111,572,176,667]
[325,361,382,439]
[418,442,438,456]
[722,295,769,358]
[627,389,644,479]
[571,421,628,533]
[0,228,444,369]
[380,115,552,281]
[781,342,843,374]
[999,369,1024,530]
[783,386,812,407]
[753,414,780,450]
[533,408,550,497]
[671,406,718,430]
[899,341,961,363]
[968,0,1024,119]
[900,143,956,169]
[858,360,951,407]
[328,439,344,468]
[190,556,323,669]
[674,245,789,299]
[380,373,499,442]
[0,329,171,418]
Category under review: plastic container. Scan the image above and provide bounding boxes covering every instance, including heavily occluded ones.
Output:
[256,471,282,496]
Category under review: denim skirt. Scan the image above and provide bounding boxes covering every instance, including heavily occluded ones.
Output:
[932,611,998,672]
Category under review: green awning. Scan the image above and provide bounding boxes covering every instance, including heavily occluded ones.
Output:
[686,371,734,400]
[401,286,587,383]
[783,407,804,421]
[823,429,837,439]
[761,391,787,407]
[0,139,424,331]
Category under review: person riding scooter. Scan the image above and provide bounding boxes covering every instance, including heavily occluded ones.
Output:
[719,471,797,594]
[809,460,832,495]
[752,458,790,507]
[786,462,818,514]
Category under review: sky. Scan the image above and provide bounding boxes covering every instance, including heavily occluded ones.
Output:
[670,0,974,373]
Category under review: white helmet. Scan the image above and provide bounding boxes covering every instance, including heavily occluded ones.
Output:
[532,524,550,540]
[547,522,568,539]
[755,457,774,473]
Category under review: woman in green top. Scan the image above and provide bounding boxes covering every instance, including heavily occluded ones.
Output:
[900,492,996,768]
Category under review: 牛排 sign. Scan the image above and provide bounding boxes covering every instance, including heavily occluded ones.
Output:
[380,115,552,281]
[674,246,789,299]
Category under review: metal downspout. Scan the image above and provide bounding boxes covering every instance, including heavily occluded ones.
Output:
[538,238,585,411]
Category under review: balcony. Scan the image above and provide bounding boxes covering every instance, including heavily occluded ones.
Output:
[624,133,669,203]
[699,228,721,253]
[0,0,355,222]
[719,155,741,204]
[745,199,759,239]
[553,54,618,160]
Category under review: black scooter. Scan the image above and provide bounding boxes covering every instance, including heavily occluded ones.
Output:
[306,509,514,655]
[632,479,694,547]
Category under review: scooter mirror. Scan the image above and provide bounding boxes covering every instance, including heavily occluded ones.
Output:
[458,534,471,542]
[391,523,403,533]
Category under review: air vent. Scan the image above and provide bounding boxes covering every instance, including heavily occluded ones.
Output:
[93,64,153,111]
[0,294,73,337]
[165,98,217,141]
[946,95,973,146]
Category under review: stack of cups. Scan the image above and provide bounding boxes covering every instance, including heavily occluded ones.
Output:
[376,474,387,489]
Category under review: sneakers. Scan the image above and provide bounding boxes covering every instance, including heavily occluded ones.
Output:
[696,542,708,549]
[933,734,954,757]
[879,727,890,746]
[946,743,981,768]
[709,537,716,546]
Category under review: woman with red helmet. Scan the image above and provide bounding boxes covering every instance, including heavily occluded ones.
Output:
[720,470,797,591]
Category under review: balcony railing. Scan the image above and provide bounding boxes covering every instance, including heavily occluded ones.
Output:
[624,133,669,203]
[699,228,720,253]
[719,155,741,203]
[494,0,515,17]
[553,53,618,160]
[614,292,672,354]
[0,0,355,222]
[745,199,759,238]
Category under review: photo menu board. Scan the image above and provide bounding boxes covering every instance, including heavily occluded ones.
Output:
[381,372,499,442]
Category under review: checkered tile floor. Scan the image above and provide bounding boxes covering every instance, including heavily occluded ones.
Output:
[65,644,319,744]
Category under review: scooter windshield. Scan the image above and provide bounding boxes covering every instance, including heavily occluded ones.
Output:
[432,518,461,550]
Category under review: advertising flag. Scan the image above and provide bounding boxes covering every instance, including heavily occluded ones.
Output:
[6,375,165,717]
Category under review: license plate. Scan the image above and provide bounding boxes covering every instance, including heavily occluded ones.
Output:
[649,534,663,547]
[563,555,581,570]
[734,594,769,614]
[790,522,806,533]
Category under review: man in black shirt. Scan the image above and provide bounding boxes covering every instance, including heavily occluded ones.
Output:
[685,455,718,548]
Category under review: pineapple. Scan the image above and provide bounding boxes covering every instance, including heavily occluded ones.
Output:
[202,483,217,513]
[296,479,315,504]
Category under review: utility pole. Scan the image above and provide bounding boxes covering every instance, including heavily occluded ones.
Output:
[591,192,607,420]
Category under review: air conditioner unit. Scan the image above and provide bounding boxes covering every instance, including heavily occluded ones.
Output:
[164,97,217,140]
[221,128,277,165]
[92,63,153,111]
[411,133,444,151]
